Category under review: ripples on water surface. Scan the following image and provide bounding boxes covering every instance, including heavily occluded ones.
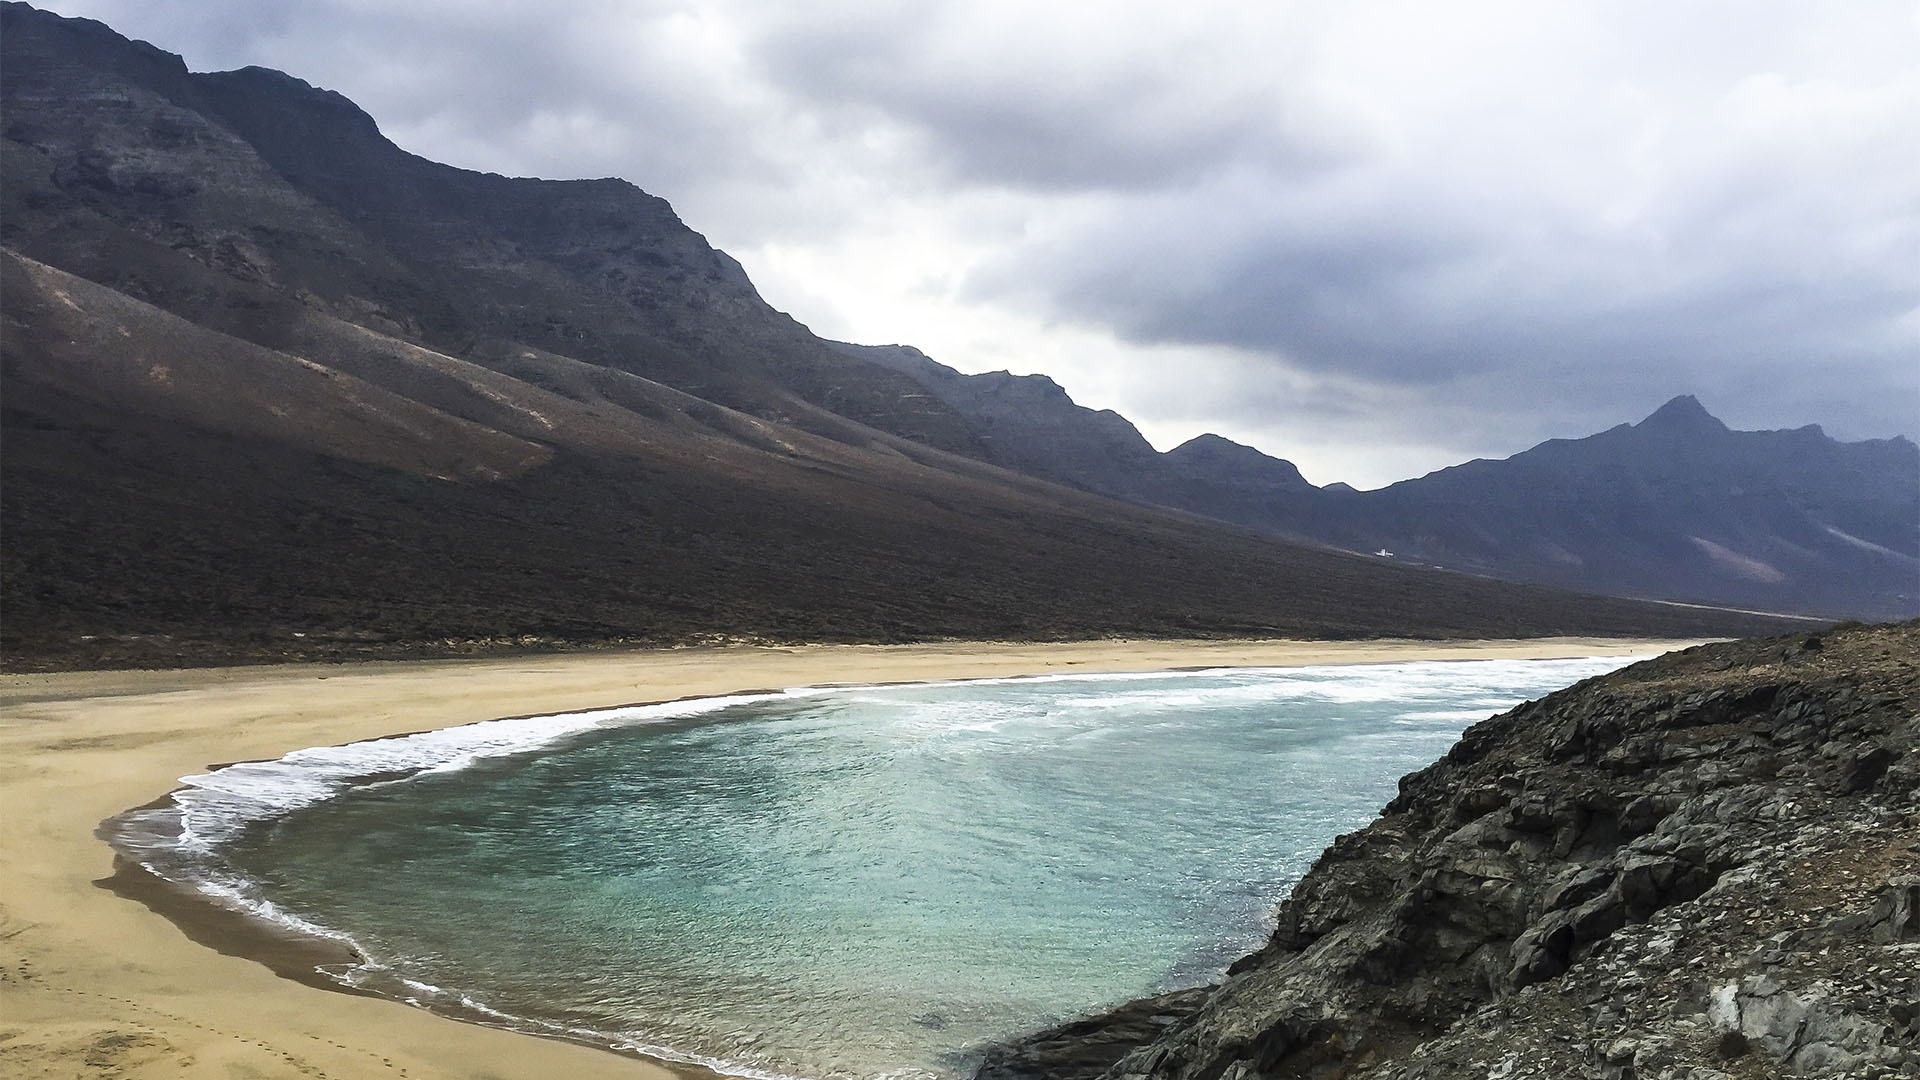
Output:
[117,656,1641,1079]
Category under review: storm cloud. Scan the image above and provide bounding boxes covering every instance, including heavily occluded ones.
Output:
[39,0,1920,486]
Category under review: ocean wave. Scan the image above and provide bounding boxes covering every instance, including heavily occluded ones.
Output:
[112,687,836,859]
[98,685,841,988]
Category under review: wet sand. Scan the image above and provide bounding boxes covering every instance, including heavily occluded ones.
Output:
[0,636,1703,1080]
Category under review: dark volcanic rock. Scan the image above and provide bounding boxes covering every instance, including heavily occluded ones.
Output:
[975,989,1214,1080]
[979,622,1920,1080]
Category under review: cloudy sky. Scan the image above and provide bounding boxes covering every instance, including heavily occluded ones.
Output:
[47,0,1920,487]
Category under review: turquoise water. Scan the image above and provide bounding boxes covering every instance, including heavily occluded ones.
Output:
[113,657,1636,1079]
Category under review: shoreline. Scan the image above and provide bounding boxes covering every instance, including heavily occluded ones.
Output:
[0,636,1703,1080]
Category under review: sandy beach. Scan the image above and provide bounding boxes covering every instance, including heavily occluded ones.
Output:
[0,636,1703,1080]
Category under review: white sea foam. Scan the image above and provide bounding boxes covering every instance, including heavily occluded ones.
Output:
[100,685,845,979]
[117,687,835,858]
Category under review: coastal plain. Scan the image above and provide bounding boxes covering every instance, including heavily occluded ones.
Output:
[0,637,1700,1080]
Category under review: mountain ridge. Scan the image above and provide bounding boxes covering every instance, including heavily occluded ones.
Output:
[0,2,1831,668]
[857,329,1917,618]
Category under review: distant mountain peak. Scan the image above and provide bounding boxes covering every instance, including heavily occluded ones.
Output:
[1636,394,1729,435]
[1174,433,1242,451]
[1167,431,1285,466]
[1164,434,1312,490]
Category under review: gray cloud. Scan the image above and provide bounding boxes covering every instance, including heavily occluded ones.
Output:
[742,4,1358,191]
[997,164,1916,381]
[938,5,1920,456]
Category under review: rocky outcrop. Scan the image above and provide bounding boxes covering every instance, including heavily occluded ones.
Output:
[980,622,1920,1079]
[977,989,1216,1080]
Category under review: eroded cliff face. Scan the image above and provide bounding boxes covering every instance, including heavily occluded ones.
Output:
[980,623,1919,1080]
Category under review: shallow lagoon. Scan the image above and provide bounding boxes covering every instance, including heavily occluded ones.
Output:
[131,656,1639,1080]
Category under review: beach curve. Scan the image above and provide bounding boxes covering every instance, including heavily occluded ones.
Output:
[0,637,1703,1080]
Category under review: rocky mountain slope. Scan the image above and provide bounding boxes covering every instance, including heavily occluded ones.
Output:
[0,2,977,451]
[978,620,1920,1080]
[1322,398,1919,622]
[2,3,1799,669]
[849,343,1315,523]
[861,338,1917,620]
